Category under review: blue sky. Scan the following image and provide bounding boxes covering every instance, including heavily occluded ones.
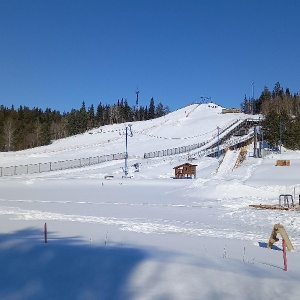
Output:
[0,0,299,113]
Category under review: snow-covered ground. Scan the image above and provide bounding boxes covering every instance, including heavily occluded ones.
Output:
[0,103,300,300]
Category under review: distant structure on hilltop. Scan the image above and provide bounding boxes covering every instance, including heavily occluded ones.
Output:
[207,103,218,108]
[221,108,242,114]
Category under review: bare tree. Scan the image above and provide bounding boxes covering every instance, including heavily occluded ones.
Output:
[51,119,68,140]
[3,117,15,151]
[35,120,42,146]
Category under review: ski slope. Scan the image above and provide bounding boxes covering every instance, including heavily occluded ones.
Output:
[0,103,250,168]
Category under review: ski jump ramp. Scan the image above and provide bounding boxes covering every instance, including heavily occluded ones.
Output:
[217,149,241,175]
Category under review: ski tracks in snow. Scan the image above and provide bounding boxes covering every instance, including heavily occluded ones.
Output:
[0,203,268,245]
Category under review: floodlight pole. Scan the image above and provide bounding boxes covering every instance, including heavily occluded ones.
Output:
[200,96,211,104]
[124,124,133,176]
[217,126,220,159]
[252,81,255,114]
[253,125,257,158]
[259,117,263,158]
[279,117,282,154]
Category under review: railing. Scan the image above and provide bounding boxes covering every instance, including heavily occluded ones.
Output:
[143,118,259,159]
[0,153,125,177]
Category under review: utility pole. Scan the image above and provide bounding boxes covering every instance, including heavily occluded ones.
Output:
[135,88,139,108]
[135,88,139,121]
[124,124,133,176]
[258,117,263,158]
[217,126,220,159]
[252,81,255,114]
[279,117,282,154]
[200,96,211,104]
[253,125,257,157]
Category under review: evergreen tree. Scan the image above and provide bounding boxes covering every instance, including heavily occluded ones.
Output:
[148,97,155,119]
[259,86,272,114]
[272,82,283,99]
[138,106,145,121]
[262,110,280,147]
[144,106,148,120]
[35,119,42,146]
[104,104,110,125]
[96,102,104,126]
[291,115,300,149]
[123,99,131,122]
[87,104,95,130]
[78,101,88,133]
[163,105,170,115]
[155,102,164,118]
[241,95,251,114]
[66,109,80,135]
[41,121,52,145]
[279,110,292,149]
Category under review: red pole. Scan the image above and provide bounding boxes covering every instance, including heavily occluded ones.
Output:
[44,222,47,243]
[282,239,287,271]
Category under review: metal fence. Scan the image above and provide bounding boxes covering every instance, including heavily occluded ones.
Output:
[0,153,125,177]
[143,142,207,159]
[143,119,242,159]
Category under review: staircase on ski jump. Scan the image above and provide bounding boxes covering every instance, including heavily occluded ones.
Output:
[216,149,241,175]
[143,117,260,160]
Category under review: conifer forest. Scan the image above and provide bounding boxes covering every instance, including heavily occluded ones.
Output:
[0,97,169,151]
[1,82,300,151]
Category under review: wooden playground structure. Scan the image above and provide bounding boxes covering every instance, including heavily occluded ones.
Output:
[267,223,294,271]
[268,223,294,251]
[249,194,300,211]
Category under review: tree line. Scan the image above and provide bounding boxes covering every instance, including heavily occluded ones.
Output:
[2,82,299,152]
[241,81,300,150]
[0,97,169,151]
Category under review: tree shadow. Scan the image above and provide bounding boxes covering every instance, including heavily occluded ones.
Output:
[0,228,148,300]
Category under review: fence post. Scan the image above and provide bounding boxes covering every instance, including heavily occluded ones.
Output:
[283,239,287,271]
[0,167,2,177]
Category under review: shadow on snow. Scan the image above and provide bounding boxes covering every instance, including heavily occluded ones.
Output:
[0,228,147,300]
[0,229,295,300]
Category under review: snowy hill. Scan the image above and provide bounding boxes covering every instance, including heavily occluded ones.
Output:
[1,103,300,300]
[0,103,249,166]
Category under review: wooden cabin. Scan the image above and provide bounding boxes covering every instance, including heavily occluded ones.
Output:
[173,163,197,179]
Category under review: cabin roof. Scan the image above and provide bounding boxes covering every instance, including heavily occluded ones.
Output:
[173,163,197,169]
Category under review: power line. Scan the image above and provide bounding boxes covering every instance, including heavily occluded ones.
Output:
[132,128,216,140]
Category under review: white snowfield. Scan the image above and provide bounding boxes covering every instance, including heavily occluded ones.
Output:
[0,103,299,300]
